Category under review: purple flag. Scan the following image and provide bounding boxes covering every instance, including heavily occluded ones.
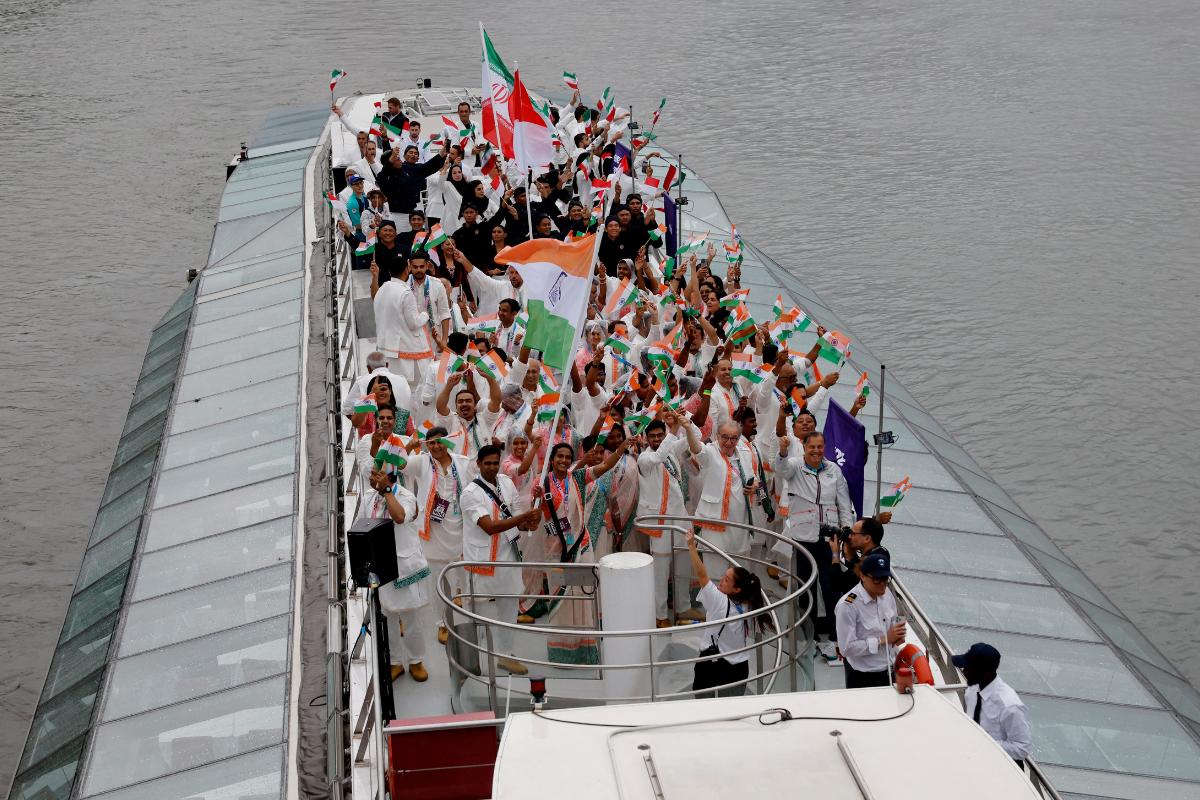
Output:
[664,193,678,256]
[823,398,866,518]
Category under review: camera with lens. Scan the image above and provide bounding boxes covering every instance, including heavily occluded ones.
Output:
[820,524,851,543]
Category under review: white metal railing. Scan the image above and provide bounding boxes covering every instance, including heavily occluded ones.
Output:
[438,517,819,712]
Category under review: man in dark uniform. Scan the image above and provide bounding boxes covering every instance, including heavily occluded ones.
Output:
[377,141,448,214]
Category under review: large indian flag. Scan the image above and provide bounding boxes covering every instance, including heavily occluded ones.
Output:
[480,26,515,160]
[495,235,596,370]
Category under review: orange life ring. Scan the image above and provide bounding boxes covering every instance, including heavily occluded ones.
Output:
[895,643,935,685]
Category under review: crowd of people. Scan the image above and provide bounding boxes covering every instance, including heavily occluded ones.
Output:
[334,92,1031,759]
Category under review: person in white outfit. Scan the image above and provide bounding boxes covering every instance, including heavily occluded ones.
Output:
[687,420,758,577]
[636,412,697,626]
[953,643,1033,765]
[459,444,541,675]
[372,255,432,385]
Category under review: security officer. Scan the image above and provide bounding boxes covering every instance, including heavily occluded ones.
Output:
[953,643,1032,765]
[834,550,906,688]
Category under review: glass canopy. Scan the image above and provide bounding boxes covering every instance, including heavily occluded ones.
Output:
[9,107,323,800]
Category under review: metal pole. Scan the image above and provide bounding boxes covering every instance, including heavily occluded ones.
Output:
[874,364,886,514]
[525,167,534,239]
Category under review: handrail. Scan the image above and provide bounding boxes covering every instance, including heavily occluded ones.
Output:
[436,515,820,707]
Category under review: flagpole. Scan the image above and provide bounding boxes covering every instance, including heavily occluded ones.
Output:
[530,196,613,506]
[874,363,886,514]
[525,168,535,239]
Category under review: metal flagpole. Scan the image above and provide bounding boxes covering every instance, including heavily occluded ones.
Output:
[530,194,613,507]
[525,167,535,239]
[874,364,886,514]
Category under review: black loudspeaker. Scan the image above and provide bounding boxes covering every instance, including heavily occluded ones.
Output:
[347,516,398,586]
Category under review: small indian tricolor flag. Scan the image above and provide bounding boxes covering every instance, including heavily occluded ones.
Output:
[772,295,785,320]
[733,360,773,385]
[595,414,617,444]
[465,312,500,335]
[472,349,509,381]
[562,71,579,90]
[354,393,378,414]
[329,68,347,92]
[605,332,633,355]
[647,224,666,245]
[676,233,706,255]
[411,231,428,254]
[537,367,558,395]
[536,392,561,421]
[816,330,851,366]
[424,224,447,250]
[435,351,466,383]
[373,434,407,470]
[604,279,638,317]
[626,402,660,434]
[356,231,376,257]
[719,288,750,309]
[880,476,912,508]
[789,386,808,415]
[855,372,870,398]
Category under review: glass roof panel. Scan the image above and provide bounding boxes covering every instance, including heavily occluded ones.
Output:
[1040,764,1200,800]
[191,277,303,325]
[874,448,961,492]
[981,501,1070,562]
[18,667,101,771]
[183,322,301,375]
[220,177,304,205]
[911,424,992,480]
[131,517,294,601]
[207,245,303,274]
[218,191,304,223]
[138,330,186,378]
[146,309,191,353]
[82,744,283,800]
[8,734,86,800]
[60,563,131,643]
[939,625,1157,707]
[99,443,158,506]
[200,252,302,294]
[227,147,312,178]
[112,413,167,467]
[896,569,1100,641]
[119,384,174,437]
[189,300,302,349]
[80,675,287,796]
[169,374,299,434]
[161,405,297,470]
[1127,655,1200,725]
[207,209,291,264]
[155,280,199,327]
[886,525,1048,584]
[89,479,150,546]
[175,347,299,402]
[1027,695,1200,781]
[943,461,1026,516]
[208,209,302,266]
[1073,597,1182,676]
[152,438,296,509]
[42,612,118,702]
[863,483,1002,534]
[117,564,292,657]
[142,475,295,552]
[1033,550,1123,616]
[76,519,139,594]
[130,359,180,406]
[103,615,290,721]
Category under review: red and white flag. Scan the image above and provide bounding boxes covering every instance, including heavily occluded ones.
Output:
[508,69,556,175]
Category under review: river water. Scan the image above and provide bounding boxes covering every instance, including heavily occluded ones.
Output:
[1,0,1197,785]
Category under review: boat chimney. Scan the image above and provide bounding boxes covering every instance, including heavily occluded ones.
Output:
[529,676,547,711]
[239,141,248,161]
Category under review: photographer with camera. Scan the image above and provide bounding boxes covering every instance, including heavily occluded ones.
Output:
[777,430,855,647]
[833,516,888,598]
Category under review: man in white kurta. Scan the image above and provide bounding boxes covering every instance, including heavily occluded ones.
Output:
[407,255,451,352]
[373,264,430,385]
[636,414,697,624]
[460,445,539,674]
[687,420,758,576]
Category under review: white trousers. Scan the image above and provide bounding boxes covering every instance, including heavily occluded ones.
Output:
[386,606,427,666]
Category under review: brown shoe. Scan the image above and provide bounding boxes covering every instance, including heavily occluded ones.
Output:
[409,662,429,682]
[677,607,706,622]
[767,566,780,579]
[390,664,405,681]
[497,657,528,675]
[517,614,535,624]
[437,625,449,645]
[656,618,671,629]
[452,596,463,608]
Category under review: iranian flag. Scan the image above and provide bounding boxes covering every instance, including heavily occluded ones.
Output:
[329,68,347,92]
[509,68,556,175]
[495,235,596,370]
[880,476,912,508]
[373,434,407,471]
[369,116,384,137]
[480,26,515,160]
[563,71,579,90]
[326,191,350,226]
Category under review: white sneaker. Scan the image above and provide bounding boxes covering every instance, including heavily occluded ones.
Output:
[817,641,840,661]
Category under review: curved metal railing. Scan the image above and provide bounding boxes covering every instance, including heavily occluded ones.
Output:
[436,515,819,712]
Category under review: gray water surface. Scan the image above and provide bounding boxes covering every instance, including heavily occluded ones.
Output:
[2,0,1197,786]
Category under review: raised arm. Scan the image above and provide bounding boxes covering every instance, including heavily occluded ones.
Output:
[590,437,633,481]
[685,529,709,585]
[435,366,469,416]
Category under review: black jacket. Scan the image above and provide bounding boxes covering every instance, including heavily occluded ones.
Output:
[378,151,446,214]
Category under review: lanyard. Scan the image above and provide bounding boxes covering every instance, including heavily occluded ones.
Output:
[409,275,432,319]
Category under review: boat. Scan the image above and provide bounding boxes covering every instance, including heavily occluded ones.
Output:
[8,73,1200,800]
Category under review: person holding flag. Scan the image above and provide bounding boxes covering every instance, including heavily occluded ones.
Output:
[434,362,502,459]
[374,256,433,385]
[687,417,759,577]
